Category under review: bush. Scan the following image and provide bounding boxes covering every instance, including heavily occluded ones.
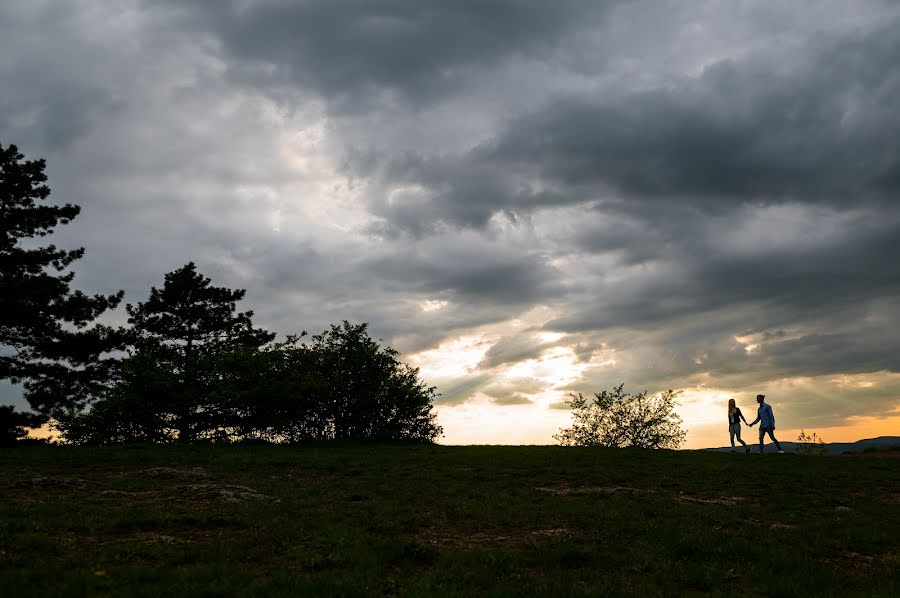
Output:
[554,384,686,449]
[796,430,828,456]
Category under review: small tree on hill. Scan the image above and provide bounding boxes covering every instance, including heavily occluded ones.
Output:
[554,384,686,449]
[797,430,827,456]
[0,142,124,417]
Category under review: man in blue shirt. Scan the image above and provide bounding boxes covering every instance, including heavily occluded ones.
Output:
[748,394,784,454]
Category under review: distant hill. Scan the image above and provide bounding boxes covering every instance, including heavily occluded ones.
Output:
[705,435,900,454]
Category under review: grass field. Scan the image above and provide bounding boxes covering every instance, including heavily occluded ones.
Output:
[2,445,898,597]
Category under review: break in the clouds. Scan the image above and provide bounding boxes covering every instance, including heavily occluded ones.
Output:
[2,1,899,445]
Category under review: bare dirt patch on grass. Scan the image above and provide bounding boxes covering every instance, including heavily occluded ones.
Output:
[678,494,747,506]
[414,515,577,550]
[8,476,89,490]
[122,532,187,545]
[882,493,900,505]
[100,489,162,498]
[536,485,751,508]
[827,551,877,571]
[178,483,278,503]
[133,467,213,481]
[535,485,646,497]
[530,528,570,537]
[419,527,575,549]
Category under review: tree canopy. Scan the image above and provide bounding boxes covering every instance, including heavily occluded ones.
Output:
[298,322,443,443]
[0,142,123,417]
[0,404,47,446]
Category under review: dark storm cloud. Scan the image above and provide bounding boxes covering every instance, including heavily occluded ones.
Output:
[362,238,565,306]
[355,17,900,235]
[546,205,900,335]
[494,23,900,206]
[0,4,127,149]
[739,330,900,380]
[150,0,619,110]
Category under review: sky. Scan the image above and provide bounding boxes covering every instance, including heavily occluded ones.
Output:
[2,1,900,448]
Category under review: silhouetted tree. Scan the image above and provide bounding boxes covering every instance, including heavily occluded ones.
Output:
[205,337,322,442]
[554,384,686,449]
[0,404,47,446]
[0,143,124,417]
[55,353,178,445]
[122,263,275,441]
[300,322,442,442]
[188,324,441,443]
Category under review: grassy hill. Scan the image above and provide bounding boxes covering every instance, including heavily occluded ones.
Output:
[706,435,900,454]
[2,445,898,597]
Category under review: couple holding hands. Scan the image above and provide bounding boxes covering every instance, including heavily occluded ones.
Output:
[728,394,784,454]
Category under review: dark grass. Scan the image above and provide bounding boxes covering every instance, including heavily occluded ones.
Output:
[1,445,898,597]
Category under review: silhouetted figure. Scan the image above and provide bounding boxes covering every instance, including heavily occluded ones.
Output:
[748,394,784,453]
[727,399,750,453]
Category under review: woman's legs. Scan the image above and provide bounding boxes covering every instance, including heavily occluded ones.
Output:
[730,426,736,447]
[735,426,748,448]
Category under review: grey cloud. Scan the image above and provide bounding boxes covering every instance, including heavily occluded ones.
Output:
[478,331,553,369]
[482,379,548,405]
[0,4,128,149]
[485,378,547,396]
[487,393,533,406]
[548,398,575,410]
[149,0,619,111]
[542,198,900,333]
[494,26,900,206]
[362,235,565,306]
[433,374,492,406]
[718,329,900,383]
[358,18,900,235]
[759,377,900,428]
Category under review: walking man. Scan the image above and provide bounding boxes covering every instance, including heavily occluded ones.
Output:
[748,394,784,454]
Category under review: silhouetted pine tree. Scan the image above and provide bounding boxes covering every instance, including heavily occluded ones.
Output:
[0,143,124,416]
[124,263,275,441]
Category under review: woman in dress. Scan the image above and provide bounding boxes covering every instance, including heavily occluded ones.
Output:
[728,398,750,453]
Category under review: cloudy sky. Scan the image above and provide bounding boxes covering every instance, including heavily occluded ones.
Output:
[3,0,900,447]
